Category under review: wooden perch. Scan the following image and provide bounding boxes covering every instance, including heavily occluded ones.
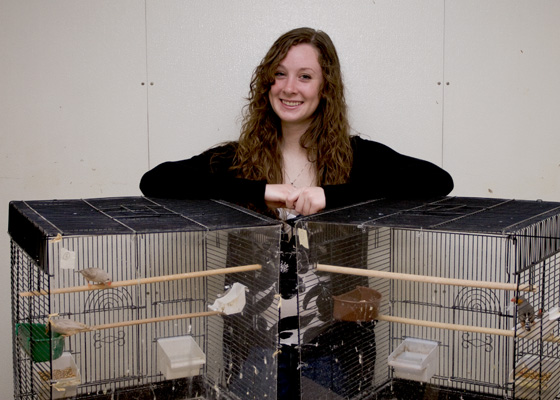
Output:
[19,264,261,297]
[93,311,222,331]
[378,314,560,342]
[317,264,534,292]
[377,314,515,337]
[544,335,560,344]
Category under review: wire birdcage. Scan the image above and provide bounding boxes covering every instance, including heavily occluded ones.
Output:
[9,197,281,400]
[297,197,560,400]
[11,196,560,399]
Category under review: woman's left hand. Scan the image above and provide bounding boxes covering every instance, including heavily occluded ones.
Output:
[286,186,326,216]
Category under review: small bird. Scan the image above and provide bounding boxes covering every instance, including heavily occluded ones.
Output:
[512,296,538,331]
[47,315,94,337]
[77,268,112,287]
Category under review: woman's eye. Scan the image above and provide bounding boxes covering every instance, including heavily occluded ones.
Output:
[275,72,285,77]
[300,74,312,80]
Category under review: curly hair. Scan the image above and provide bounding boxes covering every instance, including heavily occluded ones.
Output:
[232,27,353,185]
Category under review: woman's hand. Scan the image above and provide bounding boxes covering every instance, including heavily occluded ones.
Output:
[264,184,296,209]
[286,186,326,216]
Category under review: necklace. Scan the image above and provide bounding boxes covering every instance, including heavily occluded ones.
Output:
[284,161,311,186]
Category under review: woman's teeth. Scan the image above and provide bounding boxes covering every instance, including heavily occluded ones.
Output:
[282,100,302,106]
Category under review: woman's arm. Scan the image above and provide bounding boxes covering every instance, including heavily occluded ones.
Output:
[322,136,454,209]
[139,143,267,206]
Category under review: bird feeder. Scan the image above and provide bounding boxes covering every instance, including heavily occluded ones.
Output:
[16,323,64,362]
[157,335,206,380]
[388,338,439,382]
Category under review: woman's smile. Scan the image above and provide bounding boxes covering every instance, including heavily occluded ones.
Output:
[281,100,304,107]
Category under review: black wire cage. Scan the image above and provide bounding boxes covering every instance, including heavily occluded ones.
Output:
[296,197,560,400]
[9,197,282,400]
[10,196,560,400]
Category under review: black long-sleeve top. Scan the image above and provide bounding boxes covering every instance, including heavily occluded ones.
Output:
[139,136,454,213]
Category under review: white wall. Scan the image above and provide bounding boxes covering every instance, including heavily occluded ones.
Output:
[444,1,560,199]
[1,0,559,397]
[144,0,445,166]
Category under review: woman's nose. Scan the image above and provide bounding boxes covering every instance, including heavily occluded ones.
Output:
[282,76,297,95]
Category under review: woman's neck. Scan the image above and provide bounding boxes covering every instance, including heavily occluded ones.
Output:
[280,121,309,146]
[281,128,316,187]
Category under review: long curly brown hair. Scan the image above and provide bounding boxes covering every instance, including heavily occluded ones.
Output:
[232,27,353,185]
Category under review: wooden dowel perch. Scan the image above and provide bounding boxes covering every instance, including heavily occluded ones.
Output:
[19,264,261,297]
[544,335,560,344]
[377,314,515,337]
[378,314,560,342]
[93,311,222,331]
[317,264,534,293]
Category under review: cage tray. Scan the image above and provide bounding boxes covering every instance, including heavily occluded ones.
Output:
[509,354,560,398]
[16,323,64,362]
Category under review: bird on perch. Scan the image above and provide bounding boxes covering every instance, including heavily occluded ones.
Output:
[47,314,94,337]
[77,267,112,287]
[511,296,541,331]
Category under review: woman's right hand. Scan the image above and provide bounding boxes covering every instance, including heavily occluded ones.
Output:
[286,186,326,216]
[264,184,296,209]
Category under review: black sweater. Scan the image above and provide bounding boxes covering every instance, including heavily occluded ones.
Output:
[140,136,454,212]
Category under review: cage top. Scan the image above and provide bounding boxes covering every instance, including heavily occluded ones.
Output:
[8,197,279,238]
[301,197,560,234]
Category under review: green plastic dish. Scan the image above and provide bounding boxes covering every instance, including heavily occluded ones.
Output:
[16,323,64,362]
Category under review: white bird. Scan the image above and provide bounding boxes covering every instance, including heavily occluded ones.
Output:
[47,315,94,337]
[77,268,112,287]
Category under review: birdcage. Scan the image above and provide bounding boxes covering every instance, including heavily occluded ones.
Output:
[9,197,282,400]
[296,197,560,400]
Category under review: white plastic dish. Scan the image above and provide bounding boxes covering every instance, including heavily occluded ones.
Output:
[388,338,439,382]
[157,335,206,380]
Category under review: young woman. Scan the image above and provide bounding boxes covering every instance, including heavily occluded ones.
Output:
[140,27,453,399]
[140,28,453,215]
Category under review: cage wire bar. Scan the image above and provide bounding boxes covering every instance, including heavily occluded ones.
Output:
[297,197,560,400]
[9,197,281,400]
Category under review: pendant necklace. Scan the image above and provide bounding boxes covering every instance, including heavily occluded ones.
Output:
[285,161,311,186]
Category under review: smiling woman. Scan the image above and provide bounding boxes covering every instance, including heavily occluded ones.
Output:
[140,27,453,399]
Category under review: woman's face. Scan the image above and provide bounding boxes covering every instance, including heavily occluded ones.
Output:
[268,43,323,134]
